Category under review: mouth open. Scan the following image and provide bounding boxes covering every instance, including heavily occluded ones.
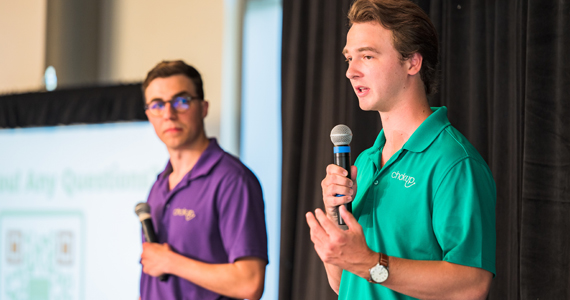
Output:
[355,86,370,96]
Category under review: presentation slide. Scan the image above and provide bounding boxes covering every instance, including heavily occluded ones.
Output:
[0,122,169,299]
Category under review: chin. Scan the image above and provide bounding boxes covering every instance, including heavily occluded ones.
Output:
[161,138,184,150]
[358,101,377,112]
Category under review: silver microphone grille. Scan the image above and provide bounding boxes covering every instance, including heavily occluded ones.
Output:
[135,202,151,216]
[330,124,353,146]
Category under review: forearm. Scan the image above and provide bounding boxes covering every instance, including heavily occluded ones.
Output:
[164,252,266,300]
[374,257,492,300]
[323,262,343,294]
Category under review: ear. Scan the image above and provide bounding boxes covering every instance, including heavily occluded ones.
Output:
[201,100,209,118]
[407,52,423,76]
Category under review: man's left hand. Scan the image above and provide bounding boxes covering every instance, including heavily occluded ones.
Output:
[306,205,378,279]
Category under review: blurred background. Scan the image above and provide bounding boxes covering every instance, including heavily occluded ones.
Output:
[2,0,570,299]
[0,0,282,299]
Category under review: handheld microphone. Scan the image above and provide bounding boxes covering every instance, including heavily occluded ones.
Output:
[135,202,168,282]
[330,124,353,225]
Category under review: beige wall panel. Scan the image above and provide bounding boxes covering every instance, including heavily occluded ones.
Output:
[100,0,224,138]
[0,0,46,95]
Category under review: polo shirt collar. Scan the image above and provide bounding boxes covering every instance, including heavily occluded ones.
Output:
[186,138,225,181]
[158,138,225,182]
[402,106,450,153]
[368,106,450,169]
[369,129,386,170]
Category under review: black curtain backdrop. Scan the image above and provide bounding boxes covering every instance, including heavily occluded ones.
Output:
[0,84,145,128]
[280,1,570,299]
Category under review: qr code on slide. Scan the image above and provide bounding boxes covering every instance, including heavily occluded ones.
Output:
[0,212,83,300]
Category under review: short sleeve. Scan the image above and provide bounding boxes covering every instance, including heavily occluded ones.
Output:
[216,171,268,264]
[432,157,496,275]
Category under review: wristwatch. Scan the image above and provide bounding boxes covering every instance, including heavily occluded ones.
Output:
[368,252,389,283]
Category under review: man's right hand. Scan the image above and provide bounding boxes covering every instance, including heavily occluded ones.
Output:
[321,164,358,224]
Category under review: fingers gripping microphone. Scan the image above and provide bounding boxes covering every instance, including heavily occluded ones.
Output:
[330,124,353,225]
[135,202,168,282]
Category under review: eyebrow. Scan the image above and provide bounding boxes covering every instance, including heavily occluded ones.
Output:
[342,47,380,55]
[148,91,190,103]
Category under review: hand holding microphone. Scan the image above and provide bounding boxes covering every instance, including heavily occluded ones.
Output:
[135,202,169,282]
[330,125,354,225]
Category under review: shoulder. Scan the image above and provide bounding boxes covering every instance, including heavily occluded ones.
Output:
[194,138,258,183]
[217,152,256,176]
[433,125,489,168]
[211,153,265,211]
[209,152,261,190]
[431,126,495,196]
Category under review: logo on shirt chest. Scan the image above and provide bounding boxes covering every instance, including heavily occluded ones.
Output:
[391,171,416,188]
[172,208,196,221]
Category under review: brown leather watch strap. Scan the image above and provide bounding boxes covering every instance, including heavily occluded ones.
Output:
[380,252,389,268]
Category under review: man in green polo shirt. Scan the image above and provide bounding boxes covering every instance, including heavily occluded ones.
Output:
[305,0,496,299]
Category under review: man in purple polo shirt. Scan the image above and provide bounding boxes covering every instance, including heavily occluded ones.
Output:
[139,60,268,300]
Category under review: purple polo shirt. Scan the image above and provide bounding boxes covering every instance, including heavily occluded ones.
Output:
[140,138,268,300]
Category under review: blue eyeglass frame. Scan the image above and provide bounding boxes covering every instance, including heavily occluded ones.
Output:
[144,95,200,113]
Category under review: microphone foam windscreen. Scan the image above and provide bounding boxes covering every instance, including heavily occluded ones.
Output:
[135,202,151,216]
[330,124,353,146]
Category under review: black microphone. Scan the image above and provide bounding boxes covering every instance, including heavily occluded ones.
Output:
[135,202,168,282]
[330,124,353,225]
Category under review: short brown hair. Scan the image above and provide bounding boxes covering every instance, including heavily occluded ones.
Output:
[142,60,204,100]
[348,0,439,95]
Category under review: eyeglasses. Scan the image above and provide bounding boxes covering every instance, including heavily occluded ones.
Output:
[144,95,200,116]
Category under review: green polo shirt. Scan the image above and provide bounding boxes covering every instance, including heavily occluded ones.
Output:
[338,107,496,300]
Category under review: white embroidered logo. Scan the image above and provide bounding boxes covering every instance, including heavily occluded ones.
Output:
[391,171,416,188]
[173,208,196,221]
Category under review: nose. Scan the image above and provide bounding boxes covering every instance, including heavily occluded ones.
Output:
[161,103,177,119]
[346,60,362,80]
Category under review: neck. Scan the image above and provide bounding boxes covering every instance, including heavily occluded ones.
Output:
[379,96,432,152]
[167,135,210,179]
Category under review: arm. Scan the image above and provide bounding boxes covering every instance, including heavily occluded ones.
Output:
[310,164,492,299]
[380,255,492,300]
[141,243,266,300]
[323,262,343,294]
[306,206,492,300]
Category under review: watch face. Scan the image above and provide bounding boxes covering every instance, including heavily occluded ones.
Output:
[370,264,389,283]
